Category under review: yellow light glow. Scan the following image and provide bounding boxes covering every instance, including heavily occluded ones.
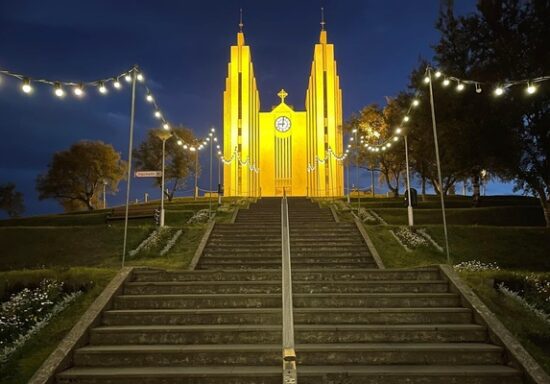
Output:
[177,140,183,145]
[163,123,170,130]
[435,71,442,78]
[395,127,402,135]
[494,87,504,96]
[403,116,410,122]
[526,84,537,94]
[412,99,420,106]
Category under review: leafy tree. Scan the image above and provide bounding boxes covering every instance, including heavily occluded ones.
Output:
[0,183,24,217]
[434,0,550,224]
[36,141,126,211]
[133,126,198,201]
[346,103,406,197]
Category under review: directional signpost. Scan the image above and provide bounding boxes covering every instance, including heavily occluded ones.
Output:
[135,171,162,178]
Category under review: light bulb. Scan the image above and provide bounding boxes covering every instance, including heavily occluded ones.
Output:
[403,116,410,122]
[54,83,65,98]
[190,146,196,152]
[154,111,162,119]
[73,84,84,97]
[526,84,537,95]
[113,79,121,89]
[442,79,450,87]
[218,151,222,155]
[216,145,220,149]
[494,86,504,96]
[124,74,132,82]
[183,145,188,149]
[146,94,154,102]
[435,71,442,78]
[412,99,420,107]
[177,140,183,145]
[423,76,430,84]
[213,137,218,142]
[211,127,216,132]
[381,147,387,151]
[393,136,399,142]
[163,123,170,130]
[21,79,33,94]
[136,73,144,82]
[456,83,465,92]
[386,143,392,148]
[395,127,402,135]
[98,82,108,94]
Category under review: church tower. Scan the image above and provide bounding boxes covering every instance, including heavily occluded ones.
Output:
[222,12,343,197]
[305,18,344,197]
[222,16,261,197]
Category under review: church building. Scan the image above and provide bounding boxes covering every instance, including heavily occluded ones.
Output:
[222,18,344,197]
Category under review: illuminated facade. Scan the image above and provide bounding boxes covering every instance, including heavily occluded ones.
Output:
[223,26,343,197]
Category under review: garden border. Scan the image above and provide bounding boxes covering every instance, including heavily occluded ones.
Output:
[188,219,216,270]
[28,266,134,384]
[352,214,385,269]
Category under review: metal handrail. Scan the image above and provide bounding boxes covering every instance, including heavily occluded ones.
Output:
[281,188,297,383]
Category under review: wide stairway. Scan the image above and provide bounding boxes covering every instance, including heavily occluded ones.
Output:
[56,197,523,383]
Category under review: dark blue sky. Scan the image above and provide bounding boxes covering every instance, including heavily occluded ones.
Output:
[1,0,511,216]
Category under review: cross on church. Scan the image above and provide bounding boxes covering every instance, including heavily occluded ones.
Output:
[278,89,288,103]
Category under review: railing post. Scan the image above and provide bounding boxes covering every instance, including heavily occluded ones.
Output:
[281,192,297,383]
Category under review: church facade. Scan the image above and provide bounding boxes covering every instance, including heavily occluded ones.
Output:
[222,25,344,197]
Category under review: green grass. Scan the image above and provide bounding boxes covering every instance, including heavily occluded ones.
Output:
[372,206,545,227]
[0,268,116,384]
[0,212,110,227]
[349,195,541,209]
[365,225,550,270]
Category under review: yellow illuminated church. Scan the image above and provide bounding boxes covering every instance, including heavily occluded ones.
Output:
[222,18,344,197]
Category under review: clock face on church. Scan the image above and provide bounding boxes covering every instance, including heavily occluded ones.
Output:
[275,116,291,132]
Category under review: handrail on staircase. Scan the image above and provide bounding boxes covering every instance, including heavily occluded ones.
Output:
[281,188,297,383]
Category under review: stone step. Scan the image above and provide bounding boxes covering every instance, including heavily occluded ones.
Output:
[131,268,440,282]
[297,365,521,384]
[89,325,282,345]
[73,344,281,367]
[294,324,487,343]
[102,307,471,326]
[293,307,471,324]
[200,257,371,265]
[131,269,282,282]
[102,308,281,326]
[198,262,378,270]
[113,293,281,310]
[57,366,283,384]
[292,293,461,308]
[291,280,449,293]
[72,342,504,368]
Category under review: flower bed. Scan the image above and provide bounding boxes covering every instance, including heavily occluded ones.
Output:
[357,208,378,224]
[454,260,501,272]
[496,273,550,320]
[391,226,429,251]
[0,280,82,363]
[187,209,211,224]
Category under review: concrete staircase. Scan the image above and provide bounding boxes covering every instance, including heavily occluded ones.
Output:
[55,197,524,383]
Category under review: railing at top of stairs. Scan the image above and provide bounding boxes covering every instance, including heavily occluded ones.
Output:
[281,188,297,383]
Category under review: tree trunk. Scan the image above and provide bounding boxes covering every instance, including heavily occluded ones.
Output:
[540,197,550,228]
[85,198,94,211]
[472,174,481,206]
[421,176,427,202]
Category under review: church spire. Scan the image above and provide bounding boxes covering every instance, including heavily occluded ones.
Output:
[319,7,327,44]
[237,8,245,46]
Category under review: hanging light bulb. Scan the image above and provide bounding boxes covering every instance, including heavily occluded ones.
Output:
[124,74,132,83]
[73,83,84,97]
[206,137,210,141]
[403,116,410,122]
[423,76,430,84]
[218,151,222,155]
[199,145,204,150]
[146,93,154,102]
[213,137,218,142]
[211,127,216,133]
[136,73,144,82]
[183,144,188,149]
[177,140,183,145]
[113,78,121,89]
[53,82,65,98]
[434,71,442,78]
[381,146,387,151]
[98,81,108,94]
[21,78,33,94]
[386,143,392,148]
[456,82,465,92]
[190,146,196,152]
[393,136,399,142]
[475,83,482,93]
[216,144,220,149]
[412,99,420,107]
[442,78,450,87]
[154,110,162,119]
[526,83,537,95]
[395,127,402,135]
[494,86,504,96]
[162,123,170,130]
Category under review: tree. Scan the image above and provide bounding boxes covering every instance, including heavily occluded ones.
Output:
[36,141,126,211]
[0,183,24,217]
[434,0,550,225]
[346,103,406,197]
[133,126,198,201]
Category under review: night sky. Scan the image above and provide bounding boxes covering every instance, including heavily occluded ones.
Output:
[0,0,511,216]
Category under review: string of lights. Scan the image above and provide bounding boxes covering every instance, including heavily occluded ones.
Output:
[219,147,259,173]
[0,66,140,97]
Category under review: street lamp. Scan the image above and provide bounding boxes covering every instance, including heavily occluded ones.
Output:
[102,179,108,209]
[155,129,173,227]
[404,135,414,227]
[208,127,216,218]
[352,128,361,213]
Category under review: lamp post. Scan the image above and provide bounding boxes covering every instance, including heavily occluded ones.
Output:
[217,146,222,205]
[102,180,108,209]
[155,129,172,227]
[352,128,360,213]
[404,135,414,227]
[208,127,216,218]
